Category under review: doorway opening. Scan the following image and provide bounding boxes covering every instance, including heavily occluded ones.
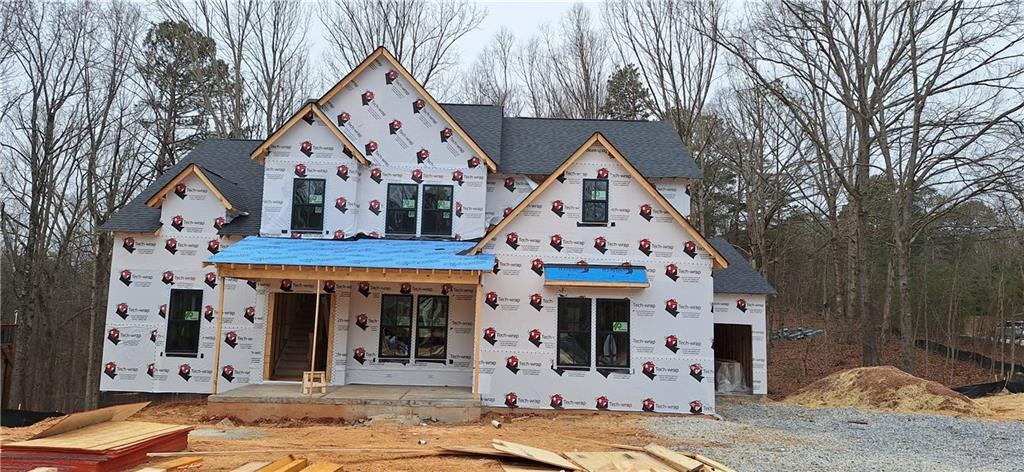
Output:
[269,293,330,380]
[713,323,753,394]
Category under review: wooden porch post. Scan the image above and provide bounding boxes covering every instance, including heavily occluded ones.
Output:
[310,279,321,373]
[211,276,227,395]
[472,276,482,400]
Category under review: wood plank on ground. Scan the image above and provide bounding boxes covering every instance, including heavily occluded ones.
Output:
[229,461,273,472]
[641,445,706,472]
[491,439,578,471]
[682,453,734,472]
[501,464,568,472]
[565,451,675,472]
[274,459,309,472]
[135,456,202,471]
[254,456,299,472]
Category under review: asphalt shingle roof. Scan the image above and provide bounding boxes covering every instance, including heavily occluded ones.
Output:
[709,237,777,295]
[100,139,263,235]
[104,107,701,234]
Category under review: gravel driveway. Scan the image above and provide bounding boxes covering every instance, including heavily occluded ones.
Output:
[643,397,1024,472]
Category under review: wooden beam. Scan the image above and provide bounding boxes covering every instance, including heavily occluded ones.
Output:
[264,291,276,381]
[215,265,481,285]
[471,279,482,401]
[543,280,649,288]
[211,276,227,395]
[310,280,321,375]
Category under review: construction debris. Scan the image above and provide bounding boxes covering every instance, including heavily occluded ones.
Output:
[144,439,733,472]
[2,402,192,472]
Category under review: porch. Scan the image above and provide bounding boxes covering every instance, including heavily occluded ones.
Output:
[207,383,480,423]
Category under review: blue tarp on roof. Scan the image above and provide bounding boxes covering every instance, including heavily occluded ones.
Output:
[544,264,649,286]
[205,236,494,271]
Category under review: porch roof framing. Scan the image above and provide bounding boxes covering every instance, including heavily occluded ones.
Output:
[209,262,484,285]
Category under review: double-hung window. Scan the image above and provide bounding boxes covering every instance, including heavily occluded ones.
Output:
[416,295,449,360]
[385,183,455,237]
[291,179,326,232]
[386,184,418,235]
[165,289,203,357]
[557,297,630,370]
[582,179,609,223]
[421,185,454,236]
[379,294,413,359]
[379,294,450,362]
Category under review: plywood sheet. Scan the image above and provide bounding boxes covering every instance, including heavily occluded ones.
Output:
[641,445,704,471]
[441,445,517,458]
[565,451,674,472]
[297,463,342,472]
[501,465,567,472]
[30,402,150,439]
[491,439,578,470]
[11,421,190,451]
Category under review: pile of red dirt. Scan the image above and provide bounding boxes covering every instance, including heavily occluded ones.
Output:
[783,366,992,417]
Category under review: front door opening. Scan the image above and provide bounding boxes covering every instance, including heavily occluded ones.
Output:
[269,293,330,380]
[713,323,753,394]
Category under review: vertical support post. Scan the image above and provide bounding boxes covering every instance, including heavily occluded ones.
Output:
[211,275,227,395]
[472,275,483,400]
[310,279,321,373]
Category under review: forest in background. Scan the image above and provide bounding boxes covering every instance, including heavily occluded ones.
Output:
[2,0,1023,412]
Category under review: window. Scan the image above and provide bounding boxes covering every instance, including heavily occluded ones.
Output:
[557,297,630,370]
[379,294,413,359]
[582,179,609,223]
[291,179,326,231]
[386,184,418,235]
[421,185,454,236]
[557,298,591,368]
[416,295,449,360]
[596,299,630,368]
[166,289,203,357]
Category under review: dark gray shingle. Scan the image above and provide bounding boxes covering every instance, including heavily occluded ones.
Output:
[442,103,504,165]
[100,139,263,235]
[709,237,777,294]
[499,117,699,178]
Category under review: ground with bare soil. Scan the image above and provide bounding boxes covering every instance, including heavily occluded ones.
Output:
[767,313,1003,399]
[783,366,991,417]
[2,394,1021,471]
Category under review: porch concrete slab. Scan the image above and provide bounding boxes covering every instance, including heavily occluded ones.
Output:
[206,383,481,423]
[322,384,411,401]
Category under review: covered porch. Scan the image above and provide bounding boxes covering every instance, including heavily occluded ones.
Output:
[204,237,493,400]
[207,383,480,423]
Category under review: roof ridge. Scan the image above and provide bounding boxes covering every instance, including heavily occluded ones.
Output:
[503,116,664,124]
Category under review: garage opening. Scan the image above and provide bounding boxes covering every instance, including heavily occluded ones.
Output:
[713,323,753,394]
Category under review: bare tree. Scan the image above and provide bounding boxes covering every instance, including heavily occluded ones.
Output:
[319,0,485,90]
[246,0,311,138]
[1,0,92,410]
[461,28,523,115]
[78,0,151,409]
[870,0,1024,372]
[604,0,724,232]
[156,0,256,138]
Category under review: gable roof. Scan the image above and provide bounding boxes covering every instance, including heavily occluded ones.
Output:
[249,102,370,165]
[144,163,245,213]
[317,47,498,172]
[100,139,263,235]
[709,237,777,294]
[470,132,727,268]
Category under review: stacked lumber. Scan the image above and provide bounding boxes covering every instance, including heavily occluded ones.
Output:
[1,402,192,472]
[227,456,341,472]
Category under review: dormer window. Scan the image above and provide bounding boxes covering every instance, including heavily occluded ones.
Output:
[291,178,325,232]
[582,179,609,223]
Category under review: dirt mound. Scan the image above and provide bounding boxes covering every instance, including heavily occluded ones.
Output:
[783,366,992,417]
